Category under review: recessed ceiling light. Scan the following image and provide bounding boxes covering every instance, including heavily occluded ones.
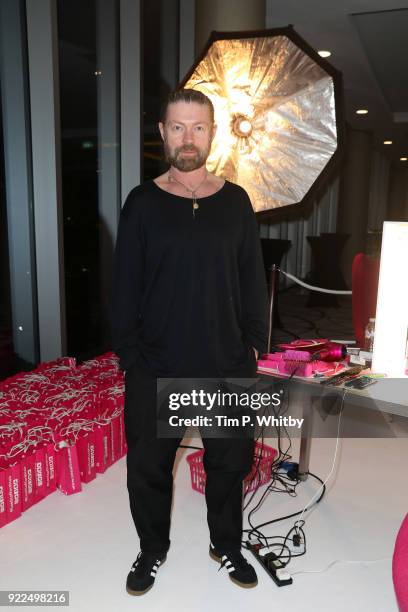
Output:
[356,109,368,115]
[318,50,331,58]
[400,157,408,161]
[383,140,393,145]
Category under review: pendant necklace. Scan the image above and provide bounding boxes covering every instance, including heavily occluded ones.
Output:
[168,169,208,218]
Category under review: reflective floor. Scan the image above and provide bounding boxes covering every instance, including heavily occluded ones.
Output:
[0,435,404,612]
[271,287,354,347]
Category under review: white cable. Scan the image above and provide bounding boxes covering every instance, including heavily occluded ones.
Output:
[297,389,346,527]
[292,557,391,576]
[280,270,352,295]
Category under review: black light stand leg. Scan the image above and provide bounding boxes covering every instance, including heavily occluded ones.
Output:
[298,398,313,481]
[267,265,279,354]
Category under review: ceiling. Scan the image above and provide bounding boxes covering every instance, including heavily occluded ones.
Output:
[266,0,408,165]
[55,0,408,164]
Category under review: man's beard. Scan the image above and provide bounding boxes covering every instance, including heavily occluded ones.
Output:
[163,141,211,172]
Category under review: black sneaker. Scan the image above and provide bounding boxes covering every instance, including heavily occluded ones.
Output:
[126,551,167,595]
[209,543,258,588]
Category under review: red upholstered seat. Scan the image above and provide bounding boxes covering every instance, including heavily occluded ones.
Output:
[393,513,408,612]
[351,253,380,347]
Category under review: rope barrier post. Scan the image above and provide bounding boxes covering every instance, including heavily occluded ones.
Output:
[267,264,279,353]
[298,396,314,481]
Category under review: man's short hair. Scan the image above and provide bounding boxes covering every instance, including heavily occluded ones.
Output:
[159,89,215,124]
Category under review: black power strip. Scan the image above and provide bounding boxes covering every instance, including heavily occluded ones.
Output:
[247,543,293,587]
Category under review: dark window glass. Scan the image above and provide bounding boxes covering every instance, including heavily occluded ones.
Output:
[142,0,180,181]
[57,0,119,361]
[0,95,14,379]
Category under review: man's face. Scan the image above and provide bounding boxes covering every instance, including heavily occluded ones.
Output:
[159,101,216,172]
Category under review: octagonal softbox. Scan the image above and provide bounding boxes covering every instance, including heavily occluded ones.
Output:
[180,27,344,217]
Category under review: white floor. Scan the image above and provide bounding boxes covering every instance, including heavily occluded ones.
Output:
[1,435,406,612]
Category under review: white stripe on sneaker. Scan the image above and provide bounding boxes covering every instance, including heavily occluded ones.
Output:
[220,555,235,573]
[149,558,163,578]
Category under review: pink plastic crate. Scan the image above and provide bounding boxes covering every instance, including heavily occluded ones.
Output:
[186,442,278,495]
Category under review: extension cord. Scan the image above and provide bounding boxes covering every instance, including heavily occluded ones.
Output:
[278,461,299,480]
[288,533,305,555]
[256,536,305,557]
[246,536,262,547]
[248,544,293,586]
[259,545,277,557]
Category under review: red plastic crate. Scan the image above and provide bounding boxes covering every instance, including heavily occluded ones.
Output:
[186,441,278,495]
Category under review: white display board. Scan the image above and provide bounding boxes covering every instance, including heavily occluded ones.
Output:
[372,221,408,378]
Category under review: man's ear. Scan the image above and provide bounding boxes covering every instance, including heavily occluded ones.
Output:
[158,122,165,140]
[211,123,217,142]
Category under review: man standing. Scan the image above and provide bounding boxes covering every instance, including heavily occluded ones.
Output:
[110,89,268,595]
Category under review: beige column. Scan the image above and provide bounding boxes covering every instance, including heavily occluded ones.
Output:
[195,0,265,56]
[337,127,373,286]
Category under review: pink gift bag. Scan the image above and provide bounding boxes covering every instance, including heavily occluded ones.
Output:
[21,452,36,511]
[110,416,121,464]
[45,442,57,494]
[118,411,127,458]
[0,461,23,526]
[33,447,47,502]
[76,432,96,483]
[56,442,82,495]
[0,469,9,527]
[94,424,111,473]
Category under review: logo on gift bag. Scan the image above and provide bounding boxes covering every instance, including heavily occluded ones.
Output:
[35,462,43,487]
[89,444,95,470]
[7,474,13,513]
[48,455,55,480]
[27,469,33,495]
[13,478,19,505]
[103,436,108,463]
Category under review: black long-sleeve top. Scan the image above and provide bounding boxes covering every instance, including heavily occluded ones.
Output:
[109,179,269,377]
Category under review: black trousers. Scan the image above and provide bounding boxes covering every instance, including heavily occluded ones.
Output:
[124,364,255,554]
